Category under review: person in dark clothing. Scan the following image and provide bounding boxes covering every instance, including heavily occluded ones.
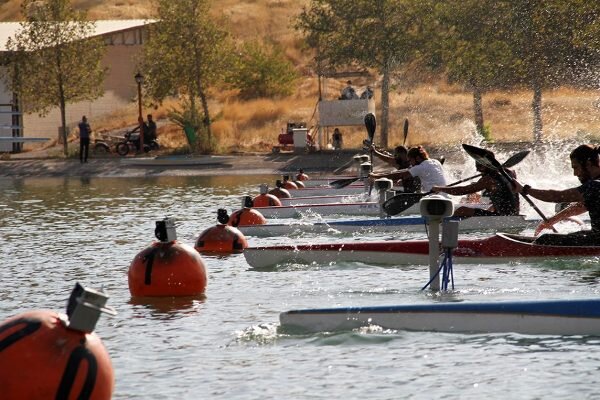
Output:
[371,145,420,193]
[78,115,91,163]
[146,114,157,144]
[432,150,519,217]
[513,144,600,246]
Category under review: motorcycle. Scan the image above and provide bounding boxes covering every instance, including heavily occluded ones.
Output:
[115,130,159,156]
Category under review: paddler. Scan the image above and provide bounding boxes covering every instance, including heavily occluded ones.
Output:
[370,144,420,193]
[369,145,447,193]
[431,149,520,217]
[513,144,600,246]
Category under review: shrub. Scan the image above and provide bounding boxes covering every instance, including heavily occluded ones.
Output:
[229,40,298,99]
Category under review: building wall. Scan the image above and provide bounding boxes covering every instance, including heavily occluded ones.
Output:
[0,67,16,152]
[22,27,146,144]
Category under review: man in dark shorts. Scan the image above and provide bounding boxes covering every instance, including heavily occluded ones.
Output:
[431,149,519,217]
[513,144,600,246]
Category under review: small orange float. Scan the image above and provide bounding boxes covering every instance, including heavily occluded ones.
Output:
[228,197,267,227]
[128,218,207,297]
[253,185,282,207]
[195,209,248,254]
[268,180,291,199]
[296,169,309,181]
[0,284,115,400]
[282,175,298,190]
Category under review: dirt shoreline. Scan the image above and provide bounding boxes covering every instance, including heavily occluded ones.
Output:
[0,151,362,178]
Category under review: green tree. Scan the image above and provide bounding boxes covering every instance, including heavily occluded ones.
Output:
[4,0,106,156]
[229,41,298,99]
[506,0,600,142]
[434,0,520,139]
[141,0,234,152]
[296,0,429,148]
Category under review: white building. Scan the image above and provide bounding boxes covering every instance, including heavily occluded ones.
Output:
[0,20,153,152]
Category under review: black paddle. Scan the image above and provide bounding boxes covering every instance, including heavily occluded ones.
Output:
[364,113,376,195]
[382,149,531,216]
[403,118,409,146]
[462,144,556,231]
[330,113,377,189]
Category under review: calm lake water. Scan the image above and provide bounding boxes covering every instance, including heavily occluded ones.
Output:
[1,159,600,399]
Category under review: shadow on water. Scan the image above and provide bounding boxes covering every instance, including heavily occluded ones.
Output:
[128,295,206,319]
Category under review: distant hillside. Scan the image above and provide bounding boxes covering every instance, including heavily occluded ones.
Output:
[0,0,308,46]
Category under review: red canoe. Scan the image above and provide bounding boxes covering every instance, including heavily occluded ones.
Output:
[244,233,600,268]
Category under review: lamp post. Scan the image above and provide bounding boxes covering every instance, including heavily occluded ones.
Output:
[135,72,144,152]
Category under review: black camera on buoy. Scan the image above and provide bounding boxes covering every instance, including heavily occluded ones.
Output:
[155,217,177,242]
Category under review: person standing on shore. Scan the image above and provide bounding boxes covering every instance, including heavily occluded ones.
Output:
[146,114,157,144]
[78,116,91,163]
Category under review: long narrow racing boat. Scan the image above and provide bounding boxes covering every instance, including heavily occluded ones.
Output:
[279,298,600,335]
[244,233,600,268]
[279,193,370,206]
[239,215,534,237]
[285,185,367,197]
[254,198,491,219]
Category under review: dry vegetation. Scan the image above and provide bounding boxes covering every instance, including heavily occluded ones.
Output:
[3,0,600,154]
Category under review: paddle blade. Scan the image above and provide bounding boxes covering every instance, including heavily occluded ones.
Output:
[365,113,376,143]
[329,177,359,189]
[462,144,503,171]
[502,150,530,168]
[403,118,409,145]
[382,193,425,216]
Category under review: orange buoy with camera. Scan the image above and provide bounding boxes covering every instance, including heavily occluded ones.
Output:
[253,184,282,207]
[0,284,115,400]
[195,209,248,254]
[228,197,267,227]
[282,175,298,190]
[268,180,292,199]
[128,218,207,297]
[296,169,309,181]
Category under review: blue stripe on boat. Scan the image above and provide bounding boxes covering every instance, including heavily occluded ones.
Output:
[285,298,600,318]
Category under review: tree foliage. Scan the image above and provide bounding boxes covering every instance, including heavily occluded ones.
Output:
[229,41,298,99]
[4,0,106,155]
[141,0,234,152]
[296,0,430,147]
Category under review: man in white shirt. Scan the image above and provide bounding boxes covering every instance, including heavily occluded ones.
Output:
[369,145,447,192]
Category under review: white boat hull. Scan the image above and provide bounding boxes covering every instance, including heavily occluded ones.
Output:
[279,194,369,206]
[286,186,366,197]
[279,298,600,335]
[254,199,491,219]
[254,201,384,218]
[239,215,534,237]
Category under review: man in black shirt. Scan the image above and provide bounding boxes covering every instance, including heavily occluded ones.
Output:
[513,144,600,245]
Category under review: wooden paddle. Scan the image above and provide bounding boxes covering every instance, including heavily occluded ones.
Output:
[382,149,531,216]
[403,118,409,146]
[462,144,557,232]
[329,113,377,189]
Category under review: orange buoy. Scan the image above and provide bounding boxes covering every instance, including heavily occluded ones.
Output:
[282,175,298,190]
[253,193,282,207]
[253,184,282,207]
[195,209,248,254]
[296,169,309,181]
[128,218,207,297]
[228,198,266,227]
[0,284,115,400]
[268,180,291,199]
